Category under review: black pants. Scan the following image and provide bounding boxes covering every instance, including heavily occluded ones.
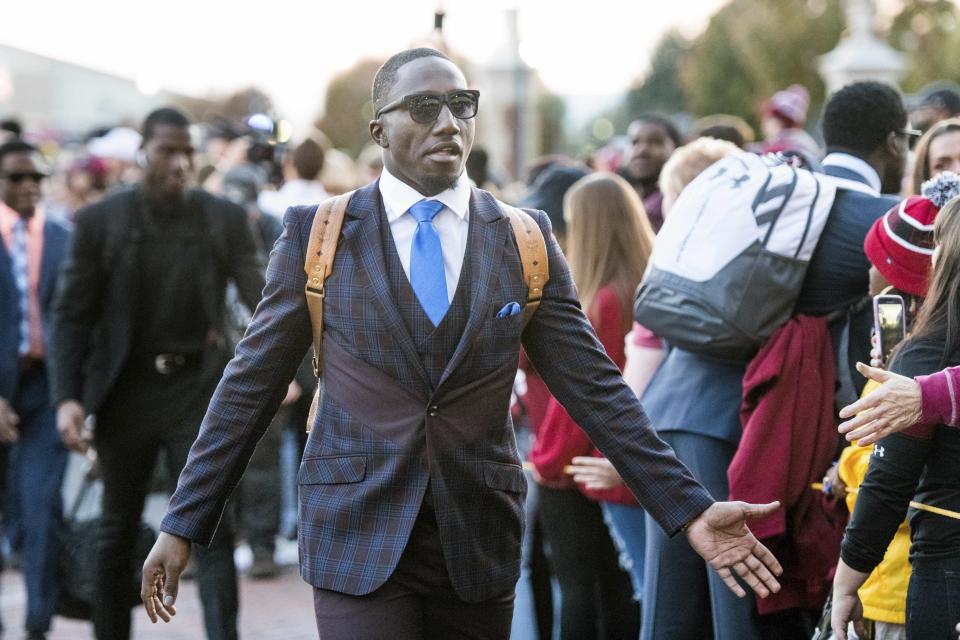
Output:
[907,556,960,639]
[313,497,514,640]
[538,485,638,640]
[235,403,286,555]
[93,360,238,640]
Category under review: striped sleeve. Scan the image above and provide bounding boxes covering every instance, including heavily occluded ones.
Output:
[916,366,960,427]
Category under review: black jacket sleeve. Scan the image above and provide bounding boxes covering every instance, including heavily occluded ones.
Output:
[48,205,108,406]
[840,339,941,572]
[223,202,266,312]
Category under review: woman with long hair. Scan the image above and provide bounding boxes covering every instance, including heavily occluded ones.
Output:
[832,195,960,640]
[910,117,960,194]
[531,172,653,640]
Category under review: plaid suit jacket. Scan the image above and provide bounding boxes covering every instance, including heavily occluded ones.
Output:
[161,181,714,602]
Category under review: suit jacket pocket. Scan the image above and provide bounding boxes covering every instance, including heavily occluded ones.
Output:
[298,455,366,485]
[482,461,526,493]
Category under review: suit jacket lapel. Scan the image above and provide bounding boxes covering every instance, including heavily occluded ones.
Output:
[436,189,509,389]
[39,221,65,306]
[0,241,13,300]
[341,183,431,389]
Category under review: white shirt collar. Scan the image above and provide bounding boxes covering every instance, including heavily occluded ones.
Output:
[822,152,882,194]
[379,167,471,223]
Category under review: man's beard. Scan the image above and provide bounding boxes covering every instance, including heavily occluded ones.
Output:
[420,174,459,196]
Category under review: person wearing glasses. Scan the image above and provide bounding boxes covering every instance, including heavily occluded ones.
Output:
[794,82,911,408]
[50,108,265,640]
[0,141,70,640]
[140,48,783,640]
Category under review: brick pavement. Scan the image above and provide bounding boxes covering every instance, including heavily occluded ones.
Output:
[1,562,318,640]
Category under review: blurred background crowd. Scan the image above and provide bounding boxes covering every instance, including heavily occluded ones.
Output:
[6,0,960,639]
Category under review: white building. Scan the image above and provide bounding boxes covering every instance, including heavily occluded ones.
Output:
[0,43,185,134]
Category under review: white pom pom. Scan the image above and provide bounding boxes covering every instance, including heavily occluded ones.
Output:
[921,171,960,208]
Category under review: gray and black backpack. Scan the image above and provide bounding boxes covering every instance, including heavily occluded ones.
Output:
[634,152,869,362]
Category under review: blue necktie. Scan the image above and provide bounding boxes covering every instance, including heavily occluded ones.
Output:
[11,219,30,355]
[408,199,448,326]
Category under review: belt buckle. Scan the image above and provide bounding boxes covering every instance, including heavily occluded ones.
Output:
[154,354,185,375]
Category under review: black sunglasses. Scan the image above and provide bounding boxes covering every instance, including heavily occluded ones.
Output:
[376,90,480,124]
[3,171,46,184]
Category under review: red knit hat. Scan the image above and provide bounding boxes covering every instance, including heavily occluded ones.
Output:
[863,172,960,296]
[763,85,810,128]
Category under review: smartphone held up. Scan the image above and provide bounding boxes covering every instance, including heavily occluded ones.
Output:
[873,294,906,367]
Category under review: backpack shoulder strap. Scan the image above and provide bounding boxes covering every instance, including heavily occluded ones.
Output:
[304,191,355,376]
[497,201,549,326]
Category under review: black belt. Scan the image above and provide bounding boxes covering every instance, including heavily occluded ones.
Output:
[131,352,204,375]
[18,357,45,375]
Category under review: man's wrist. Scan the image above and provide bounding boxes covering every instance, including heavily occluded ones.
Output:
[682,502,713,533]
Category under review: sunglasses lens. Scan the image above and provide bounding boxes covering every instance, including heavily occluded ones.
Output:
[449,93,478,119]
[409,95,442,123]
[6,172,44,184]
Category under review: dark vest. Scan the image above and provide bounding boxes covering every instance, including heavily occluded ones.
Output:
[380,209,472,389]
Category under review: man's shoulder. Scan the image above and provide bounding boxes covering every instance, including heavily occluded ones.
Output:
[74,186,138,227]
[828,188,897,228]
[471,186,551,231]
[190,188,246,221]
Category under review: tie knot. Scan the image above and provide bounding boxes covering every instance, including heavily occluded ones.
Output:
[408,199,444,224]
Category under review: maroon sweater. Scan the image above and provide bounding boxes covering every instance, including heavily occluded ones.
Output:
[531,285,637,505]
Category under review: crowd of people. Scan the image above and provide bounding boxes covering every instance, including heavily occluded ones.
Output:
[2,46,960,640]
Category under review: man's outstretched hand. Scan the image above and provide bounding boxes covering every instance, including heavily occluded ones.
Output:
[141,532,192,624]
[686,501,783,599]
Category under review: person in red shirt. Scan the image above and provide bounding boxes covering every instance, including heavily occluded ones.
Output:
[532,171,654,639]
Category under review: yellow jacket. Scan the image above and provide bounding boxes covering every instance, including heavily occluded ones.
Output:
[837,381,911,624]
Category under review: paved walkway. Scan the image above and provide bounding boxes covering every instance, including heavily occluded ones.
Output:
[1,543,318,640]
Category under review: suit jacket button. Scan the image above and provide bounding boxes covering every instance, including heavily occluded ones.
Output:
[428,405,439,416]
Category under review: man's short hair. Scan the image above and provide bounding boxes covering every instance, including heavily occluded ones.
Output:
[1,119,23,139]
[292,138,325,181]
[630,114,683,148]
[822,82,907,156]
[0,140,38,166]
[372,48,452,114]
[142,107,191,142]
[920,88,960,116]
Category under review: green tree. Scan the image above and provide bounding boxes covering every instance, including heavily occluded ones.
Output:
[887,0,960,93]
[679,0,845,127]
[316,59,383,156]
[621,31,691,125]
[538,89,567,155]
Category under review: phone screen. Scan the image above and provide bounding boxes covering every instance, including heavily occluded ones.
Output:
[877,300,906,364]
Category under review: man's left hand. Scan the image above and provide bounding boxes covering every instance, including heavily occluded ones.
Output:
[686,501,783,598]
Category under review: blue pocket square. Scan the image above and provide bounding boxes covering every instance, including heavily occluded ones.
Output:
[496,301,523,318]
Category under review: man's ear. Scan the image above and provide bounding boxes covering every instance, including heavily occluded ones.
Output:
[884,130,901,160]
[370,120,389,149]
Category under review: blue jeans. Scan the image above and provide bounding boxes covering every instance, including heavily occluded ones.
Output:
[510,470,541,640]
[602,502,645,602]
[641,431,760,640]
[6,367,68,633]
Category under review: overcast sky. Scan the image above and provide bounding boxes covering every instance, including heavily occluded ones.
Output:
[0,0,745,126]
[1,0,920,130]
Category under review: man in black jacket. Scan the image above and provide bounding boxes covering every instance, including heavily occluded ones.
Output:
[49,107,265,640]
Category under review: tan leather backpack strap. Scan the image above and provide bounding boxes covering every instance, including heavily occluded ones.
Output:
[304,191,355,377]
[498,201,549,326]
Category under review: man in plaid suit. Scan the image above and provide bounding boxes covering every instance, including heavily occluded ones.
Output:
[140,49,783,639]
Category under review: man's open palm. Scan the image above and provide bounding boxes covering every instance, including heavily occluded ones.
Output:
[686,501,783,599]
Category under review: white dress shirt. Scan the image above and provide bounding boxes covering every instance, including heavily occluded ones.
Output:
[821,152,882,196]
[379,167,471,303]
